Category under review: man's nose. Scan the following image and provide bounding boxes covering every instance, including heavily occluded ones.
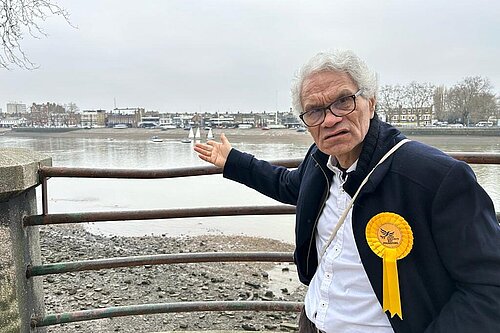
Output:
[322,109,343,127]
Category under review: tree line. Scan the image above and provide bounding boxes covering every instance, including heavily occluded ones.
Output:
[378,76,498,126]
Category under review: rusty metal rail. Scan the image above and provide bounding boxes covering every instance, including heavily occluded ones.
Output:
[24,205,296,226]
[36,153,500,179]
[31,301,303,327]
[37,153,500,216]
[27,153,499,329]
[27,251,294,277]
[38,158,300,215]
[445,152,500,164]
[37,158,301,179]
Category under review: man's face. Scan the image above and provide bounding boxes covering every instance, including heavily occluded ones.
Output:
[301,70,375,167]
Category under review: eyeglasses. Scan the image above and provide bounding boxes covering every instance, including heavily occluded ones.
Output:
[299,89,363,127]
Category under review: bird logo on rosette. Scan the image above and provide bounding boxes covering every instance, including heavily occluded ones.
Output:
[366,212,413,319]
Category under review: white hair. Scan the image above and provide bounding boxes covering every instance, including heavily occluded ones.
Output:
[291,49,378,115]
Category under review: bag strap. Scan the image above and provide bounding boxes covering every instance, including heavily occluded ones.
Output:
[319,139,411,259]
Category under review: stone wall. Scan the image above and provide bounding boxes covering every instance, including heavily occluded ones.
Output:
[0,148,51,333]
[0,226,20,333]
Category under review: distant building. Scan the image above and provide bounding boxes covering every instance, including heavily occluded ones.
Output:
[158,114,177,128]
[281,109,301,128]
[139,115,160,128]
[106,107,143,127]
[81,110,106,128]
[388,106,433,127]
[232,112,257,127]
[28,102,80,127]
[6,102,27,114]
[0,116,26,128]
[12,107,306,129]
[209,114,235,128]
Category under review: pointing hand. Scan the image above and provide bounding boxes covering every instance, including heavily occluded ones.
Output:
[194,133,232,168]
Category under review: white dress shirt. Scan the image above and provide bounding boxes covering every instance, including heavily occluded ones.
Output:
[304,156,393,333]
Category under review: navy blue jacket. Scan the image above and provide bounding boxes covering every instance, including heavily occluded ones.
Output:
[223,116,500,333]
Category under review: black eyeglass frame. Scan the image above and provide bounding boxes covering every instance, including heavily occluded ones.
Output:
[299,89,363,127]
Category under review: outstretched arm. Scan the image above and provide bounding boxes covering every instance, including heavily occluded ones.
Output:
[194,133,232,168]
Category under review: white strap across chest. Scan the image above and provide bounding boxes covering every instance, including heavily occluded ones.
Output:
[319,139,411,259]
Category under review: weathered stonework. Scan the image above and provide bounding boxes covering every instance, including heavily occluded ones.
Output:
[0,226,20,333]
[0,148,51,333]
[0,148,51,202]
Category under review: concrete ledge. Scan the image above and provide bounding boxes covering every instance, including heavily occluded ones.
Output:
[0,148,52,201]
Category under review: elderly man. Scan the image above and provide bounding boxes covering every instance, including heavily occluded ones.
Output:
[194,50,500,333]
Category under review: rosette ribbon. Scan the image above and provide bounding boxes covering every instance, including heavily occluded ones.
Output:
[366,212,413,319]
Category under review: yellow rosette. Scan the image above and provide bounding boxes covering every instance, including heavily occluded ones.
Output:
[366,212,413,319]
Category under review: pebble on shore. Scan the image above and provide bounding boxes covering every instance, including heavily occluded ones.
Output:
[39,225,306,332]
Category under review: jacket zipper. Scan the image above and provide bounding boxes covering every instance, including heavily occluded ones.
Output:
[306,155,331,276]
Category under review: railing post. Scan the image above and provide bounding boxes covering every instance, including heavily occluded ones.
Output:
[0,148,51,333]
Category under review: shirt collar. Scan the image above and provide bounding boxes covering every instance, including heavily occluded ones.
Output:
[326,155,358,179]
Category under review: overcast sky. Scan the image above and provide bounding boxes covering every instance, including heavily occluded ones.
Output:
[1,0,499,113]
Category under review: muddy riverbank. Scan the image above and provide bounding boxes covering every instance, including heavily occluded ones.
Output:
[4,127,314,146]
[40,225,306,332]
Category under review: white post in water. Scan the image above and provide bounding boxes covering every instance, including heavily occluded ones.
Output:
[0,148,51,333]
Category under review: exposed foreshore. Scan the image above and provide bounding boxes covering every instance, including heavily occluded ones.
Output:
[3,126,499,146]
[3,127,315,145]
[40,225,305,332]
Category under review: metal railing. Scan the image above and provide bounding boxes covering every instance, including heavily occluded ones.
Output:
[26,153,500,328]
[27,158,302,328]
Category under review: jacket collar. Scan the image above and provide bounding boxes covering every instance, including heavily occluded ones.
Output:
[311,114,405,197]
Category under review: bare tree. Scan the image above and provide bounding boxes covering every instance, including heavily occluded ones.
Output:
[378,84,405,124]
[65,101,79,113]
[433,85,447,122]
[446,76,496,126]
[0,0,72,69]
[496,96,500,124]
[405,81,435,126]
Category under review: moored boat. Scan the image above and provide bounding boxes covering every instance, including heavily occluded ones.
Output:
[150,136,163,142]
[181,128,195,143]
[206,128,214,140]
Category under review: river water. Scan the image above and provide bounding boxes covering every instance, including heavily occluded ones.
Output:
[1,134,498,243]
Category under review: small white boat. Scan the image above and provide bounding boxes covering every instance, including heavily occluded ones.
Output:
[160,124,177,130]
[181,128,194,143]
[151,136,163,142]
[266,124,287,129]
[296,126,307,132]
[194,127,201,141]
[113,124,128,129]
[238,123,252,129]
[206,128,214,140]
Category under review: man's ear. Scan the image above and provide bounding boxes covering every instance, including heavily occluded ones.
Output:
[369,97,376,119]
